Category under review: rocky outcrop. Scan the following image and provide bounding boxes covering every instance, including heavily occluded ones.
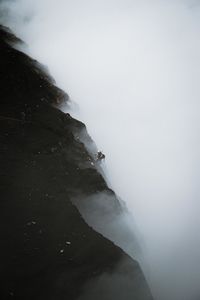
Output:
[0,26,152,300]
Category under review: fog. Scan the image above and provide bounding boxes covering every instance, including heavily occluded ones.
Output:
[1,0,200,299]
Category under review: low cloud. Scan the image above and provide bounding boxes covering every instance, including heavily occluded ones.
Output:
[1,0,200,298]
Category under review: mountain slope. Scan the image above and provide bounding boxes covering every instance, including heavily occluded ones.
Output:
[0,26,152,300]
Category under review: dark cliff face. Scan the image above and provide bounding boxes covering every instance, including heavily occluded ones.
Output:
[0,26,152,300]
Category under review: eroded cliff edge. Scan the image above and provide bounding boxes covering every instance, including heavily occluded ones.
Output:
[0,26,152,300]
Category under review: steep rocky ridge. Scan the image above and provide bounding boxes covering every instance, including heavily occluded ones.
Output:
[0,26,152,300]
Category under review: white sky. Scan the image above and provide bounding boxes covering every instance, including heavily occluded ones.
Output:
[1,0,200,298]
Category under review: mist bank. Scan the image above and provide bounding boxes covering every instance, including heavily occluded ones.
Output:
[1,0,200,299]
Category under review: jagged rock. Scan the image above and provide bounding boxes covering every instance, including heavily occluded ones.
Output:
[0,26,152,300]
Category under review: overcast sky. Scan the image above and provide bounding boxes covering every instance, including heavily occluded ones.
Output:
[1,1,200,299]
